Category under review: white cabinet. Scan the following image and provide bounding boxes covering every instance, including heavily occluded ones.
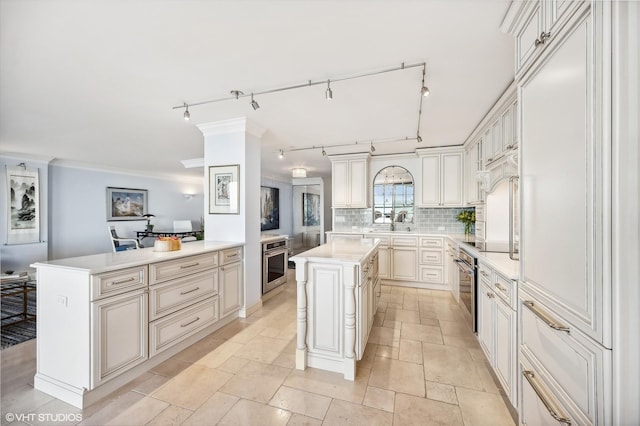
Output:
[503,0,585,76]
[219,249,243,318]
[91,289,148,387]
[292,240,379,380]
[391,246,418,281]
[445,239,459,301]
[418,236,445,287]
[330,153,370,208]
[465,141,484,205]
[417,148,463,207]
[519,4,607,346]
[476,261,517,406]
[485,101,518,166]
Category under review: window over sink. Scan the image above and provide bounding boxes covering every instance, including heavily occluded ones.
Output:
[372,166,414,224]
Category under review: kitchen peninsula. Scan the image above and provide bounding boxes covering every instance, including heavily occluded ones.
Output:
[290,238,380,380]
[30,240,244,409]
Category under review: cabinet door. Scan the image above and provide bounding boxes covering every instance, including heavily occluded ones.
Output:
[348,159,368,208]
[391,247,417,281]
[515,0,545,75]
[332,161,349,207]
[92,290,148,387]
[420,155,440,206]
[377,246,390,279]
[220,262,243,317]
[520,12,607,344]
[477,283,494,360]
[501,104,514,154]
[441,153,463,206]
[494,299,516,403]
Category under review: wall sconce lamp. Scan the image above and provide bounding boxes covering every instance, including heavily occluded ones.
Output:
[183,194,194,200]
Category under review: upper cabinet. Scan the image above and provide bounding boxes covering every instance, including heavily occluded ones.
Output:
[330,153,370,208]
[416,147,464,208]
[501,0,585,77]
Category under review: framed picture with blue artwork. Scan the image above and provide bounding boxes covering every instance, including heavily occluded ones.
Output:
[260,186,279,231]
[303,192,320,226]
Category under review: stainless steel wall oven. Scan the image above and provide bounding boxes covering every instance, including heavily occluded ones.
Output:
[262,238,288,294]
[455,247,477,332]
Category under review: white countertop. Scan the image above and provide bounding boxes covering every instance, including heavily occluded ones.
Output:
[290,239,380,265]
[260,233,289,243]
[31,240,244,275]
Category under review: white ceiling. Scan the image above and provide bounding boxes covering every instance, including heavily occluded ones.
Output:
[0,0,514,183]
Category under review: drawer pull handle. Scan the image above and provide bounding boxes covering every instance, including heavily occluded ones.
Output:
[494,282,507,292]
[180,316,200,328]
[523,301,570,333]
[226,253,238,258]
[113,277,136,285]
[180,262,200,269]
[523,370,572,425]
[180,287,200,295]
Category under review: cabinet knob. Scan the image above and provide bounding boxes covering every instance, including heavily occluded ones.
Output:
[487,292,494,298]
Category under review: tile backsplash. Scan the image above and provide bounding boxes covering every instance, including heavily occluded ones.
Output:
[333,207,475,234]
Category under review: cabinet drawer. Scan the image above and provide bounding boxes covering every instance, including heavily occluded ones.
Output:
[478,262,492,286]
[519,290,609,425]
[519,356,584,426]
[150,253,218,284]
[91,266,147,301]
[419,266,443,284]
[391,236,418,247]
[493,272,515,309]
[149,296,218,357]
[474,222,486,239]
[419,236,443,248]
[419,249,443,266]
[149,269,218,321]
[220,247,242,265]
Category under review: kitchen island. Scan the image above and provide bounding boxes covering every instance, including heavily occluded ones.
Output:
[290,238,379,380]
[30,240,244,408]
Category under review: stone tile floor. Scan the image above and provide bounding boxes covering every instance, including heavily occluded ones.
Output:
[0,270,515,425]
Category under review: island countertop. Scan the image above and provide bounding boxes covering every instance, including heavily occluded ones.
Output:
[290,238,380,265]
[30,240,244,275]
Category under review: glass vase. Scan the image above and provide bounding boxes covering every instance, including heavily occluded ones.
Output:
[464,222,471,235]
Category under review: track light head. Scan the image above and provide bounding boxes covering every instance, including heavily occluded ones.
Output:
[326,80,333,100]
[322,147,327,156]
[421,86,430,97]
[417,134,423,143]
[370,142,376,153]
[279,149,284,159]
[250,93,260,110]
[183,103,190,121]
[230,90,244,99]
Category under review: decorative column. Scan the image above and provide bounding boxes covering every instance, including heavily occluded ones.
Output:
[343,264,357,380]
[295,259,308,370]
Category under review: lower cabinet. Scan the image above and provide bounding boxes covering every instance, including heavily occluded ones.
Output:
[91,289,148,387]
[220,259,243,318]
[477,262,517,407]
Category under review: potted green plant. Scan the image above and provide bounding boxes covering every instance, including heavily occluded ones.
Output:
[456,210,476,235]
[143,214,155,232]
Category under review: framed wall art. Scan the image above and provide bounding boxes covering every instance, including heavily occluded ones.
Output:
[303,192,320,226]
[260,186,280,231]
[209,164,240,214]
[106,187,148,221]
[6,165,40,244]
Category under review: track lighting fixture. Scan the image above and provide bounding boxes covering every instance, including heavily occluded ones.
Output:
[250,93,260,110]
[370,141,376,153]
[279,149,284,159]
[325,80,333,100]
[420,65,430,97]
[183,103,190,121]
[230,90,244,99]
[322,147,327,156]
[417,134,423,143]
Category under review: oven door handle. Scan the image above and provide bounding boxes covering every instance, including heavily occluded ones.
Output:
[454,259,474,275]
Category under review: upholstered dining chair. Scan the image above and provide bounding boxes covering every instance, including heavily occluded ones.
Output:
[108,226,142,252]
[173,220,197,242]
